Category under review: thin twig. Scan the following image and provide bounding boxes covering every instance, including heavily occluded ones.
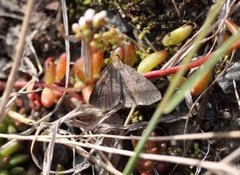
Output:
[203,145,240,175]
[124,107,136,126]
[0,133,238,175]
[233,80,240,110]
[61,0,70,87]
[1,130,240,144]
[0,0,35,121]
[171,0,180,17]
[0,11,23,20]
[221,146,240,163]
[73,144,123,175]
[40,1,70,173]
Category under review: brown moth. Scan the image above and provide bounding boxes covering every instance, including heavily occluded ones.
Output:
[89,58,162,110]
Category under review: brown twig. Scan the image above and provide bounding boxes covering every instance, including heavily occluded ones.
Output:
[0,132,239,175]
[0,0,35,121]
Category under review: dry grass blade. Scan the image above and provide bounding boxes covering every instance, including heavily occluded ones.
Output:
[0,131,239,175]
[203,147,240,175]
[70,141,123,175]
[0,0,35,121]
[7,110,36,125]
[30,122,46,170]
[222,146,240,163]
[39,2,72,172]
[0,130,240,142]
[27,29,44,76]
[61,0,70,87]
[233,80,240,110]
[43,122,60,175]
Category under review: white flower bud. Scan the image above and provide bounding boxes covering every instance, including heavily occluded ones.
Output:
[94,10,107,21]
[84,8,95,22]
[79,17,86,26]
[72,23,79,33]
[93,10,108,27]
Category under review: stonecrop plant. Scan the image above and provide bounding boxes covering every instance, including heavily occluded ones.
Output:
[40,8,218,113]
[41,9,140,107]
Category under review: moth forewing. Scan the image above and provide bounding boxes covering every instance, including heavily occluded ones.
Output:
[120,78,138,108]
[89,64,122,110]
[120,64,162,106]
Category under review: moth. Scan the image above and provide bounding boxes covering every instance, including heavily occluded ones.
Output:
[89,58,162,110]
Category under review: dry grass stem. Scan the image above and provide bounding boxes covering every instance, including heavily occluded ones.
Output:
[0,133,238,175]
[0,0,35,120]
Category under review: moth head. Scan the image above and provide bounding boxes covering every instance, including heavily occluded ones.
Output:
[111,55,124,69]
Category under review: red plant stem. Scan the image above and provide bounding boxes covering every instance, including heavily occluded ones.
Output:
[143,53,212,79]
[144,39,240,79]
[0,81,82,93]
[1,40,240,92]
[0,80,85,103]
[0,54,211,90]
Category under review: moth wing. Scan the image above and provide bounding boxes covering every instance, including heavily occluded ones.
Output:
[120,79,137,108]
[120,64,162,107]
[89,65,121,110]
